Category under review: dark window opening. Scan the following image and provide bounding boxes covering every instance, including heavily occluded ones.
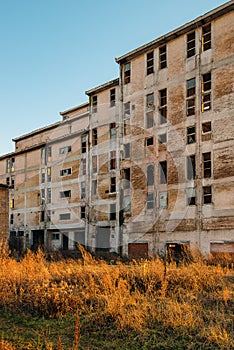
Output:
[159,88,167,124]
[147,51,154,75]
[123,168,130,189]
[203,152,211,178]
[202,23,211,51]
[202,73,211,112]
[110,177,116,193]
[110,88,116,107]
[187,31,195,58]
[187,126,196,144]
[92,128,98,146]
[187,155,196,180]
[159,45,167,69]
[110,151,116,170]
[159,161,167,184]
[203,186,212,204]
[92,95,98,113]
[124,62,131,84]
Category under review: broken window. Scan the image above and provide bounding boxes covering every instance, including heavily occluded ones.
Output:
[159,161,167,184]
[202,23,211,51]
[147,164,154,186]
[6,177,10,186]
[186,78,196,116]
[146,111,154,129]
[124,102,130,116]
[47,188,51,204]
[146,51,154,75]
[187,126,196,144]
[92,95,98,113]
[81,158,86,176]
[92,180,97,196]
[81,182,86,199]
[146,93,154,109]
[92,128,98,146]
[110,151,116,170]
[40,210,45,222]
[41,168,46,183]
[80,206,86,219]
[10,214,14,225]
[159,191,167,208]
[187,155,196,180]
[147,192,154,209]
[52,233,59,240]
[6,158,15,173]
[203,152,212,178]
[110,88,116,107]
[92,155,97,173]
[81,135,88,153]
[59,213,71,220]
[110,203,116,220]
[186,188,196,206]
[60,190,71,198]
[41,189,45,205]
[159,45,167,69]
[202,121,211,134]
[203,186,212,204]
[110,177,116,193]
[158,133,167,144]
[159,88,167,124]
[47,167,51,182]
[123,195,131,213]
[110,123,117,140]
[123,143,130,159]
[124,62,131,84]
[187,31,195,58]
[201,73,211,112]
[123,168,130,189]
[59,146,71,154]
[146,137,154,146]
[60,168,72,176]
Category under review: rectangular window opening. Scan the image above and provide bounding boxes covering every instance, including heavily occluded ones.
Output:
[187,31,195,58]
[187,126,196,144]
[159,45,167,69]
[146,51,154,75]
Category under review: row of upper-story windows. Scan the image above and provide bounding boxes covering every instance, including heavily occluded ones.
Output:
[91,87,117,113]
[124,23,212,83]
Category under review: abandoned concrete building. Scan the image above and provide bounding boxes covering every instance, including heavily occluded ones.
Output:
[0,184,9,247]
[0,1,233,258]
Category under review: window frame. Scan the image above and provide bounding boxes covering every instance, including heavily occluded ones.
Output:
[124,62,131,84]
[187,126,196,144]
[187,31,195,58]
[202,23,211,52]
[146,51,154,75]
[159,88,167,124]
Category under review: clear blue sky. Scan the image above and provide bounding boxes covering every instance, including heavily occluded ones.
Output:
[0,0,229,155]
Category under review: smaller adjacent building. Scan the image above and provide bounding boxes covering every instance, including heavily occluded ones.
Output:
[0,184,9,247]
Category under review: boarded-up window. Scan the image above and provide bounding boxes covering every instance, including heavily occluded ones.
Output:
[128,243,148,258]
[96,226,110,251]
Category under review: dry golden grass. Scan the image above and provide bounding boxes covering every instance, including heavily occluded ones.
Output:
[0,244,233,349]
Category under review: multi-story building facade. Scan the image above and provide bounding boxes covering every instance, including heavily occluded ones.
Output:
[0,184,9,246]
[0,1,233,258]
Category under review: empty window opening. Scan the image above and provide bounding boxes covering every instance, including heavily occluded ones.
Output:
[159,45,167,69]
[186,188,196,206]
[146,51,154,75]
[146,137,154,146]
[203,152,211,178]
[187,155,196,180]
[202,23,211,51]
[201,73,211,112]
[187,31,195,58]
[110,151,116,170]
[110,88,116,107]
[60,168,72,177]
[60,190,71,198]
[110,203,116,220]
[159,161,167,184]
[81,182,86,199]
[110,122,117,140]
[187,126,196,144]
[81,135,88,153]
[159,89,167,124]
[92,95,98,113]
[202,121,212,133]
[80,206,86,219]
[186,78,196,116]
[203,186,212,204]
[110,177,116,193]
[124,62,131,84]
[92,128,98,146]
[123,168,131,189]
[146,93,154,109]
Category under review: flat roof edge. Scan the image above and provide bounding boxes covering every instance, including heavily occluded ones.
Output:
[85,78,119,96]
[12,121,61,142]
[115,1,234,63]
[60,102,89,116]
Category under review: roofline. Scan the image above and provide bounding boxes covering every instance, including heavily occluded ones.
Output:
[12,121,61,143]
[60,102,89,116]
[115,1,234,64]
[85,78,119,96]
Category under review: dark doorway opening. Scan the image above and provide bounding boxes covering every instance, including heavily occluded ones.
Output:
[166,242,190,265]
[62,233,69,250]
[32,230,44,251]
